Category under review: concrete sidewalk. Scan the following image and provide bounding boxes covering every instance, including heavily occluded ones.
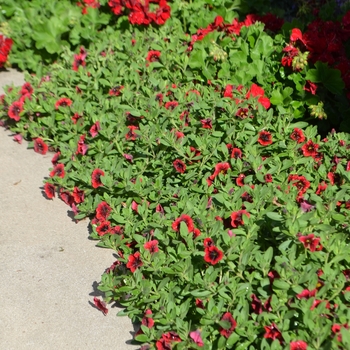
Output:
[0,69,138,349]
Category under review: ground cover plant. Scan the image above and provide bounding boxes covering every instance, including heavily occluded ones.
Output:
[2,0,350,349]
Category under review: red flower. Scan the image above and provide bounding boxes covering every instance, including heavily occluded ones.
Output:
[236,108,249,119]
[204,246,224,265]
[165,101,179,110]
[109,85,124,96]
[290,128,305,143]
[144,240,159,253]
[72,187,85,204]
[8,100,23,121]
[231,210,250,228]
[301,140,319,158]
[34,138,48,155]
[126,252,143,273]
[246,83,270,109]
[288,174,310,196]
[146,50,161,62]
[173,159,186,173]
[258,131,273,146]
[154,1,171,25]
[72,47,87,71]
[296,289,316,299]
[200,118,212,129]
[142,309,154,328]
[251,294,263,314]
[219,312,237,338]
[298,234,322,252]
[72,113,83,124]
[172,214,194,233]
[265,174,273,183]
[212,162,230,177]
[303,80,317,95]
[76,134,88,155]
[290,28,308,47]
[204,237,214,248]
[290,340,308,350]
[49,152,59,166]
[108,0,123,15]
[231,147,242,159]
[89,121,101,137]
[96,201,112,221]
[20,82,34,98]
[44,183,55,199]
[125,125,139,141]
[13,134,23,144]
[91,168,104,188]
[50,163,65,178]
[223,84,233,98]
[55,98,72,109]
[96,221,111,236]
[264,323,283,343]
[236,173,246,186]
[93,297,108,315]
[189,329,204,347]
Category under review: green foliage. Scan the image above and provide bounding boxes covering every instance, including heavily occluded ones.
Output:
[1,1,350,349]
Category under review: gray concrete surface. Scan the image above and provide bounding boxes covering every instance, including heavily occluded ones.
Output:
[0,69,138,349]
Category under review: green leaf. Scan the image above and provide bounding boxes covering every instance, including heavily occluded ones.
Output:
[305,61,344,95]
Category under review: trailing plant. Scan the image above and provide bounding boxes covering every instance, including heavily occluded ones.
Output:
[2,1,350,350]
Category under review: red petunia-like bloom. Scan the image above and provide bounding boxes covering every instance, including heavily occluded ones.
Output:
[258,130,273,146]
[93,297,108,315]
[96,201,112,221]
[290,340,308,350]
[8,100,23,121]
[72,187,85,204]
[146,50,161,62]
[109,85,124,96]
[144,240,159,253]
[96,221,111,236]
[51,152,60,166]
[165,101,179,110]
[204,246,224,265]
[44,183,55,199]
[125,125,139,141]
[173,159,186,173]
[290,128,305,143]
[219,312,237,338]
[172,214,194,233]
[20,82,34,98]
[265,174,273,183]
[50,163,65,178]
[142,309,154,329]
[231,210,250,228]
[236,108,249,119]
[236,173,246,186]
[303,80,317,95]
[34,138,48,155]
[72,47,87,71]
[200,118,212,129]
[298,234,322,252]
[55,97,72,109]
[91,168,104,188]
[264,323,283,343]
[76,134,88,155]
[204,237,214,248]
[288,174,310,196]
[251,294,263,314]
[296,289,316,299]
[301,140,319,158]
[126,252,143,273]
[59,189,74,206]
[89,121,101,138]
[231,147,242,159]
[212,162,230,178]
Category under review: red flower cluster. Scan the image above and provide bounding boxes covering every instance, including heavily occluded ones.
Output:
[108,0,171,26]
[156,331,181,350]
[72,47,87,71]
[0,34,13,68]
[288,174,310,199]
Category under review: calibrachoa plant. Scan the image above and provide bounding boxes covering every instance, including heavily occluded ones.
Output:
[2,1,350,349]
